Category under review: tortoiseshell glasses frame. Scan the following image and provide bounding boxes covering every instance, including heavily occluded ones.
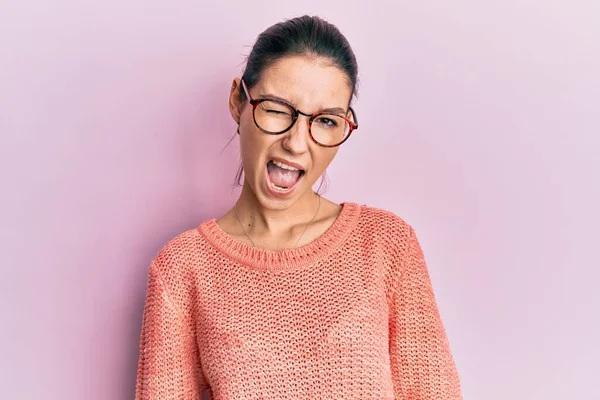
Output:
[239,79,358,148]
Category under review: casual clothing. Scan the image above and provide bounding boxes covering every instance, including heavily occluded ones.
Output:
[135,202,462,399]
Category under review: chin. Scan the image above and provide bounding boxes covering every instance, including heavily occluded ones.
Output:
[253,174,315,211]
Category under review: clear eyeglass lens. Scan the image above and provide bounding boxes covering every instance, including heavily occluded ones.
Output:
[311,114,351,146]
[254,100,353,146]
[254,100,295,133]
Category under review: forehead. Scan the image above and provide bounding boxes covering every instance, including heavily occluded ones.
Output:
[256,56,352,111]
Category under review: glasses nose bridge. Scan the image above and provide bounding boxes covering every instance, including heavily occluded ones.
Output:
[296,108,312,118]
[290,108,313,130]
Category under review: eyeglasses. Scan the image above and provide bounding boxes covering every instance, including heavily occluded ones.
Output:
[240,79,358,148]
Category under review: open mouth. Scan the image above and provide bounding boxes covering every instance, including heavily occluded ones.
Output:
[266,159,305,192]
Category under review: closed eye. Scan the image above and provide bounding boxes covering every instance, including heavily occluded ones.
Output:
[266,109,291,116]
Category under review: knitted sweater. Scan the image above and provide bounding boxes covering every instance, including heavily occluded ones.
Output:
[135,202,462,399]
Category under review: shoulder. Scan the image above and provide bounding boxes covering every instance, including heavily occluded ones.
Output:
[353,204,423,298]
[357,204,416,244]
[146,225,210,305]
[355,203,426,267]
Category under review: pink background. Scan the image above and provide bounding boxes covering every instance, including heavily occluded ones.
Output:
[1,0,599,399]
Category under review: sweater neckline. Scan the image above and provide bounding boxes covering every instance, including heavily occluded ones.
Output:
[198,202,362,273]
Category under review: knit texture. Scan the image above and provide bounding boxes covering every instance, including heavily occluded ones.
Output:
[135,202,462,399]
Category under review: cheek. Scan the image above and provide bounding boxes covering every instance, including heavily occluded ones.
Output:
[239,139,259,174]
[239,130,271,173]
[308,148,338,178]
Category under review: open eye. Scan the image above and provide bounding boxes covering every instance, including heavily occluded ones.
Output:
[314,116,340,128]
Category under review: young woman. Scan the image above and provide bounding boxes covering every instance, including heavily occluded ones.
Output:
[135,15,462,400]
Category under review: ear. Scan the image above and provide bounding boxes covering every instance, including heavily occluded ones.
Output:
[228,77,243,124]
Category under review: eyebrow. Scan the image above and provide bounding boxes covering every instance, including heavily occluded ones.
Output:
[258,93,347,116]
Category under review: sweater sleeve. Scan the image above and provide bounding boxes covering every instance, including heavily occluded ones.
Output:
[389,226,462,399]
[135,260,208,399]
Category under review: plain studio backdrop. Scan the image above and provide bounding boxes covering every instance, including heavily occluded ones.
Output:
[1,0,598,399]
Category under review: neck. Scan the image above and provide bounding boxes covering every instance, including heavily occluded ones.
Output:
[235,180,320,236]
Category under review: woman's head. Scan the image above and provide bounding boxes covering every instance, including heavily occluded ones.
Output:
[229,15,359,210]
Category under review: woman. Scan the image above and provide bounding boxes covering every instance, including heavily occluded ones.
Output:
[135,15,462,399]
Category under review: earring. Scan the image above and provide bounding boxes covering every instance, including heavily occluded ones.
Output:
[237,124,240,134]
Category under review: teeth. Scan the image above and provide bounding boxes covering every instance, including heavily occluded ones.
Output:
[272,160,301,171]
[271,182,289,191]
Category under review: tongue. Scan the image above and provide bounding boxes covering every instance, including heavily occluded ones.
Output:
[267,161,301,188]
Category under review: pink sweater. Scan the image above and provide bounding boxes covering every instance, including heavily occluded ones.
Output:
[135,202,462,399]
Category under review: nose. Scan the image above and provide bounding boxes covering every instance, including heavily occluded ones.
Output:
[281,115,311,155]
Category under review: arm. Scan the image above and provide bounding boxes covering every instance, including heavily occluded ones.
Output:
[389,227,462,399]
[135,260,208,399]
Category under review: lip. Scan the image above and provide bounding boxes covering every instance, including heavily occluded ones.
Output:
[269,156,306,172]
[264,159,305,197]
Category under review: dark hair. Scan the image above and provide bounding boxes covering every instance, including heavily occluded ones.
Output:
[234,15,359,191]
[241,15,359,101]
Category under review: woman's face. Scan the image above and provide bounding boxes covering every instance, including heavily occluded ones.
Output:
[230,55,353,211]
